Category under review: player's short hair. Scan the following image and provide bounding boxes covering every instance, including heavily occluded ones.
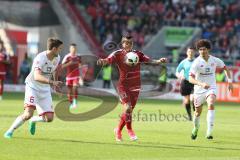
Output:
[70,43,76,47]
[195,39,211,50]
[121,34,133,43]
[47,38,63,50]
[187,45,195,50]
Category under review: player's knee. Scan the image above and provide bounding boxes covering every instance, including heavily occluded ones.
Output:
[44,117,54,122]
[22,113,33,120]
[208,105,214,110]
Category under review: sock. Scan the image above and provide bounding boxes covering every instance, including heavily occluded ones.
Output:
[125,113,132,130]
[193,115,200,129]
[207,109,215,136]
[30,116,45,123]
[74,88,78,99]
[7,116,25,133]
[67,93,73,103]
[185,103,192,120]
[117,113,126,131]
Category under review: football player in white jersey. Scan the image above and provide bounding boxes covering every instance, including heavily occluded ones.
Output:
[4,38,63,139]
[189,39,233,140]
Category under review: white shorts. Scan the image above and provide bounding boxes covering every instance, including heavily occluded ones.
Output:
[24,84,53,116]
[193,89,217,107]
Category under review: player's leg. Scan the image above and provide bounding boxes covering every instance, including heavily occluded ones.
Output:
[206,94,216,139]
[125,91,139,141]
[66,79,73,106]
[4,106,35,138]
[71,78,79,108]
[0,78,4,100]
[183,95,192,121]
[29,92,54,135]
[180,80,192,120]
[191,93,204,140]
[114,87,129,141]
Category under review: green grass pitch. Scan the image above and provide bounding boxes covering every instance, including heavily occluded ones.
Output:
[0,92,240,160]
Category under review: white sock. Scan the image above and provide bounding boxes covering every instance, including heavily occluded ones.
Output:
[30,116,45,123]
[207,110,215,136]
[7,116,25,133]
[193,115,200,129]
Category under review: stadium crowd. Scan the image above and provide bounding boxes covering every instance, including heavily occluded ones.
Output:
[78,0,240,61]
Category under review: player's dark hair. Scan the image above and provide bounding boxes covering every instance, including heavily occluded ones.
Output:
[187,45,195,50]
[195,39,211,50]
[70,43,76,47]
[47,38,63,50]
[121,34,133,43]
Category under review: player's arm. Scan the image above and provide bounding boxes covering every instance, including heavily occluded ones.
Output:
[189,63,210,89]
[223,66,233,92]
[97,52,117,66]
[215,57,233,92]
[33,69,62,87]
[138,51,167,65]
[149,58,167,65]
[61,56,77,68]
[189,74,210,89]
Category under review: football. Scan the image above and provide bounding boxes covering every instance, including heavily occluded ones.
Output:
[125,52,139,66]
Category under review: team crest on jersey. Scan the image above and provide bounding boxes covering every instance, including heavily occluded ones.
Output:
[211,63,214,66]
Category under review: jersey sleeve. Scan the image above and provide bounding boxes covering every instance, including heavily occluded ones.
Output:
[138,51,150,63]
[106,51,117,64]
[189,61,197,78]
[176,60,184,74]
[215,57,225,69]
[33,55,45,71]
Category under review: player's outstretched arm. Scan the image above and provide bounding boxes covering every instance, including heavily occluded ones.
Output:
[97,59,108,66]
[223,67,233,92]
[149,58,167,65]
[34,69,63,87]
[189,75,210,89]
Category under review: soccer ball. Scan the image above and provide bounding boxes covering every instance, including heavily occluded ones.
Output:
[125,52,139,66]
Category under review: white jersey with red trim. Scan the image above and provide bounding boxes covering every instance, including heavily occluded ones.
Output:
[189,55,225,94]
[25,51,60,92]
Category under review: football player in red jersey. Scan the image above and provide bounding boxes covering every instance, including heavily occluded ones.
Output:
[0,42,10,100]
[97,35,167,141]
[62,43,82,109]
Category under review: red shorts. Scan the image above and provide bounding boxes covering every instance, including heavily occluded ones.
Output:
[117,85,140,108]
[66,77,79,86]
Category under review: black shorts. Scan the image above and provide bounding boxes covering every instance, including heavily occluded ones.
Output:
[180,79,194,96]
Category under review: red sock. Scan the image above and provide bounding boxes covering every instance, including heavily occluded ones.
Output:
[74,88,78,99]
[67,86,73,103]
[118,113,126,131]
[125,112,132,130]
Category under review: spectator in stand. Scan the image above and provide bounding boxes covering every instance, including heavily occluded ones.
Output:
[0,42,10,100]
[19,53,31,84]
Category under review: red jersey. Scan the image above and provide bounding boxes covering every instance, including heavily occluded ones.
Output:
[62,54,81,78]
[0,51,8,76]
[106,49,150,91]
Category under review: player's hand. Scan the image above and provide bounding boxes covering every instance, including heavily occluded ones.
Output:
[79,77,84,86]
[97,59,108,66]
[201,82,210,89]
[51,80,63,87]
[158,58,167,64]
[228,83,233,93]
